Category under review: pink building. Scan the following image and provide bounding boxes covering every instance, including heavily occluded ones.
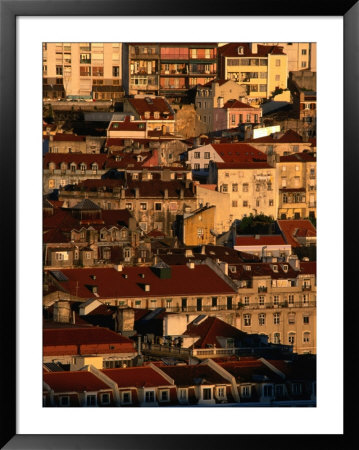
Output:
[213,100,262,132]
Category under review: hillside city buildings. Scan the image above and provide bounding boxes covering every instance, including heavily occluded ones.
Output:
[42,41,317,407]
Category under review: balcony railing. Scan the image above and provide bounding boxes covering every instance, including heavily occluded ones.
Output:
[302,285,312,291]
[258,287,268,293]
[163,301,316,313]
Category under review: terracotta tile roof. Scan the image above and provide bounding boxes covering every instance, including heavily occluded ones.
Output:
[127,97,174,120]
[52,133,86,142]
[43,327,135,348]
[218,43,285,58]
[43,228,70,244]
[45,265,237,300]
[226,262,299,281]
[102,366,173,388]
[43,371,111,393]
[108,115,147,131]
[201,79,228,88]
[277,220,316,248]
[211,143,267,163]
[217,161,272,169]
[219,359,284,383]
[44,153,108,170]
[160,364,229,386]
[299,261,316,275]
[184,316,246,349]
[235,235,287,246]
[279,152,316,162]
[223,100,257,110]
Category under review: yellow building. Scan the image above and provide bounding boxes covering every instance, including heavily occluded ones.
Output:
[218,43,290,104]
[43,42,122,98]
[276,152,316,220]
[208,159,277,221]
[179,205,216,246]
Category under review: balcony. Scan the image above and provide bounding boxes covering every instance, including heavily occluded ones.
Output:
[302,285,312,291]
[258,286,267,293]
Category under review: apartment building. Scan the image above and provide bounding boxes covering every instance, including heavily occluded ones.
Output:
[43,42,122,98]
[218,43,290,104]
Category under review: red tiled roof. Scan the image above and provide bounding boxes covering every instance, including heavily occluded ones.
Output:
[108,116,147,131]
[235,235,287,246]
[217,161,272,169]
[52,134,86,142]
[201,79,228,88]
[223,100,257,110]
[299,261,316,275]
[43,371,111,393]
[160,364,229,386]
[127,97,174,120]
[184,316,246,349]
[44,153,108,170]
[43,327,135,347]
[277,220,316,247]
[280,152,316,162]
[218,43,285,58]
[45,265,237,300]
[102,366,172,388]
[226,262,299,281]
[219,359,283,383]
[212,143,267,163]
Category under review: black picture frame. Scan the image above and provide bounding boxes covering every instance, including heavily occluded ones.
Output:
[1,0,356,448]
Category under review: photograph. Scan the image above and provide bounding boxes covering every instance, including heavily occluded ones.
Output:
[42,41,317,408]
[2,2,354,447]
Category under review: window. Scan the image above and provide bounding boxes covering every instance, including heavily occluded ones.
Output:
[273,295,279,305]
[59,396,70,407]
[86,395,97,406]
[145,391,155,403]
[244,296,249,306]
[243,183,249,192]
[243,201,248,207]
[273,333,281,344]
[275,59,281,66]
[160,390,169,402]
[216,387,225,398]
[303,294,309,304]
[241,385,251,397]
[193,163,200,170]
[155,202,162,211]
[244,314,251,326]
[80,163,86,173]
[125,202,132,211]
[204,152,210,159]
[303,315,310,324]
[140,203,147,211]
[232,183,238,192]
[232,200,238,207]
[302,49,307,55]
[259,296,265,306]
[288,294,294,305]
[92,163,98,174]
[292,383,302,395]
[273,313,280,325]
[258,313,266,326]
[101,393,110,405]
[212,297,217,307]
[263,385,273,397]
[269,199,274,206]
[202,388,212,400]
[275,74,280,82]
[122,391,131,404]
[303,332,310,343]
[179,389,187,401]
[288,312,296,324]
[112,66,120,77]
[222,184,228,193]
[139,222,147,231]
[288,333,295,345]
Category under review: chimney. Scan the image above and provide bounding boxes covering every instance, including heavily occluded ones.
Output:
[135,187,139,199]
[144,284,150,292]
[137,335,142,355]
[201,245,206,255]
[250,43,258,54]
[187,262,195,269]
[114,264,123,272]
[162,125,167,135]
[164,188,168,199]
[120,188,126,199]
[219,261,228,276]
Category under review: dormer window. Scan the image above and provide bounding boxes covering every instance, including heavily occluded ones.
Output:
[273,265,278,272]
[154,111,160,119]
[244,265,251,271]
[238,46,244,55]
[80,163,86,173]
[144,111,150,119]
[283,264,288,272]
[92,163,98,174]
